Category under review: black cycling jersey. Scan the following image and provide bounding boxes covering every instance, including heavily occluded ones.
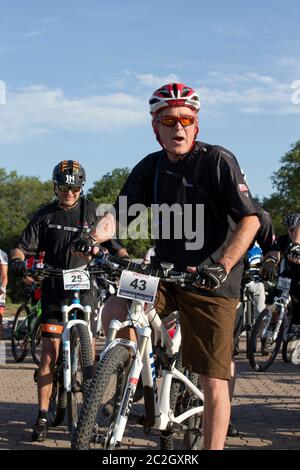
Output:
[114,141,259,298]
[16,196,122,295]
[272,234,300,281]
[272,234,300,323]
[16,197,121,266]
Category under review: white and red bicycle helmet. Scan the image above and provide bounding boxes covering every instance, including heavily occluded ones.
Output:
[149,83,200,115]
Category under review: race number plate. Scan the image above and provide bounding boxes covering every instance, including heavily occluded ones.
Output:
[276,276,291,291]
[63,268,90,290]
[117,271,159,303]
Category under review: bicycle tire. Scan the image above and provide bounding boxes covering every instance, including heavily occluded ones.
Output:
[67,324,94,441]
[48,380,67,427]
[249,308,284,371]
[245,298,255,359]
[73,344,131,450]
[11,304,31,363]
[31,315,42,366]
[160,350,203,450]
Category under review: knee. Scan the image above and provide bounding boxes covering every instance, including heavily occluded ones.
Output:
[201,376,229,398]
[101,297,127,333]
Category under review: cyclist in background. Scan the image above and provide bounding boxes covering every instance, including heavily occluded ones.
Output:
[245,242,266,319]
[22,253,45,306]
[288,214,300,266]
[229,205,277,436]
[10,160,126,443]
[0,247,8,340]
[271,213,300,335]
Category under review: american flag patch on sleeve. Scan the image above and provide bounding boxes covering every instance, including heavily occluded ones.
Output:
[239,183,248,192]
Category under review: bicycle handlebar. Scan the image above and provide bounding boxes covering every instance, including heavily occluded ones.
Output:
[25,254,197,287]
[94,254,197,284]
[25,262,107,279]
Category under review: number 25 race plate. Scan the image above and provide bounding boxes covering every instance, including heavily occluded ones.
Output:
[63,268,90,290]
[117,271,159,303]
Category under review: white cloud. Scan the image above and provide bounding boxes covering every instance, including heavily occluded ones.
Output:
[277,56,300,70]
[24,30,44,38]
[1,71,299,144]
[24,30,43,38]
[0,86,148,144]
[208,72,274,85]
[135,73,179,88]
[197,72,300,115]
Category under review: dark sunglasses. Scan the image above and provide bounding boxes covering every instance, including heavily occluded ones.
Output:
[156,115,195,127]
[57,185,81,193]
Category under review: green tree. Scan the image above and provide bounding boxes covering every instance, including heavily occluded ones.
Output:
[0,169,53,250]
[87,168,131,204]
[262,140,300,235]
[0,168,53,301]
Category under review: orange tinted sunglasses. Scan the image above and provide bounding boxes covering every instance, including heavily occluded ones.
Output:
[157,115,195,127]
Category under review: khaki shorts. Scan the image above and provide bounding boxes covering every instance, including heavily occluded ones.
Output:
[154,284,239,380]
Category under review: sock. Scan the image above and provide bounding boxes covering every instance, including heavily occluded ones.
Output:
[38,409,48,421]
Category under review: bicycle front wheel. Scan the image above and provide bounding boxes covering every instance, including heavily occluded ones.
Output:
[160,350,203,450]
[73,344,132,450]
[11,304,31,362]
[249,308,284,371]
[67,324,94,441]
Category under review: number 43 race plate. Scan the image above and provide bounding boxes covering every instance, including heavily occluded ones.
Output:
[117,271,159,303]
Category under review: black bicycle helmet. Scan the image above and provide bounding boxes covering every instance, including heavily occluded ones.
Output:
[52,160,86,187]
[285,213,300,229]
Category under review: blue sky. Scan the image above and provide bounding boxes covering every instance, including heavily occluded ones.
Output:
[0,0,299,198]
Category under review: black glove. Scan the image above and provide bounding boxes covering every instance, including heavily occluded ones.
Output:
[10,258,27,277]
[71,234,100,256]
[288,242,300,263]
[194,263,228,290]
[260,257,277,282]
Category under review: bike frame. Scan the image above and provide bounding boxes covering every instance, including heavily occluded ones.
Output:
[95,276,117,337]
[261,293,291,343]
[14,298,42,337]
[101,299,204,449]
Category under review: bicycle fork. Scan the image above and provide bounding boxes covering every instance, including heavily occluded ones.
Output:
[62,319,90,392]
[262,304,286,342]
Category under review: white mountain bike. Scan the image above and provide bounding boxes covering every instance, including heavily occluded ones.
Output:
[28,262,103,440]
[73,257,204,450]
[248,270,300,371]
